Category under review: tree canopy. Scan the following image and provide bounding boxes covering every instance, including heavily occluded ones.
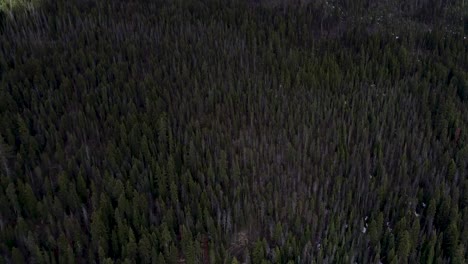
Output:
[0,0,467,263]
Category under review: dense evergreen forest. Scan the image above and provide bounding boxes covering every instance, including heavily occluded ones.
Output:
[0,0,467,263]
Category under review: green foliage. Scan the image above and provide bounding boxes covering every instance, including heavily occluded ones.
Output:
[0,0,466,263]
[397,231,411,262]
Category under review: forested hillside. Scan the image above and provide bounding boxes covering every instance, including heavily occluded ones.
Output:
[0,0,467,263]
